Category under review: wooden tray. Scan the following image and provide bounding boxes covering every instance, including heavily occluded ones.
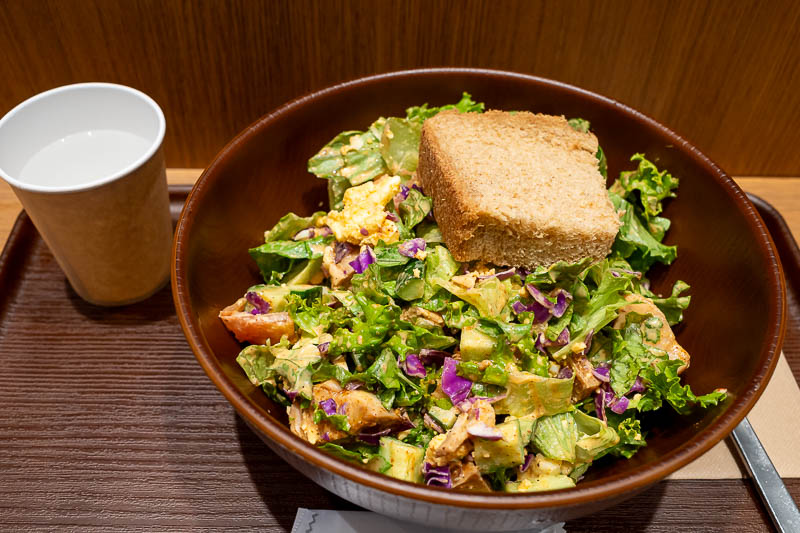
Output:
[0,186,797,532]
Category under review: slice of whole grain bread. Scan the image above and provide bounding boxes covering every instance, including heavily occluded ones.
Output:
[417,110,620,267]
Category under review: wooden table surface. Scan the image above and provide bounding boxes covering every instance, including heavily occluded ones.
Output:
[1,170,799,533]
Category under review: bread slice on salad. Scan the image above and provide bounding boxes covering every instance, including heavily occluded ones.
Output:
[417,110,620,267]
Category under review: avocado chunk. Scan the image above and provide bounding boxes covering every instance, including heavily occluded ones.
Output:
[473,420,525,474]
[507,415,537,446]
[284,256,323,285]
[427,405,458,430]
[460,325,497,361]
[379,437,425,483]
[493,370,573,417]
[505,475,576,492]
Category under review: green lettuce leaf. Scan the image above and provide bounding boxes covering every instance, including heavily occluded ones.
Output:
[639,359,727,415]
[646,279,691,326]
[404,92,485,123]
[308,124,388,210]
[398,188,433,230]
[263,212,325,242]
[439,276,510,318]
[249,235,331,284]
[573,410,620,462]
[494,370,574,417]
[609,192,677,272]
[533,412,578,462]
[610,153,679,222]
[380,117,421,176]
[317,442,390,473]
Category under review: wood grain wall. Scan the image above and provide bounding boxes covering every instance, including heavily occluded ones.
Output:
[1,0,798,175]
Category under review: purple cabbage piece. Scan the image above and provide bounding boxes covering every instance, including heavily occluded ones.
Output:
[526,284,552,308]
[283,389,298,402]
[349,246,376,274]
[594,390,607,422]
[557,366,573,379]
[592,364,610,383]
[419,349,449,365]
[337,402,348,415]
[583,329,595,355]
[293,226,332,241]
[535,329,570,352]
[245,291,271,314]
[393,185,410,211]
[629,376,646,393]
[441,357,473,405]
[477,268,516,281]
[400,353,427,378]
[385,212,399,222]
[411,184,423,193]
[466,422,503,441]
[551,289,572,318]
[520,453,534,473]
[319,398,337,416]
[398,238,427,258]
[321,432,330,442]
[512,299,551,323]
[423,413,444,434]
[359,227,369,236]
[422,463,451,488]
[610,270,621,278]
[609,396,629,414]
[317,342,330,356]
[357,427,392,446]
[334,241,357,263]
[345,381,364,391]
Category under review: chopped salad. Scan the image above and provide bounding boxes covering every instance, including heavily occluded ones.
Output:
[219,94,727,492]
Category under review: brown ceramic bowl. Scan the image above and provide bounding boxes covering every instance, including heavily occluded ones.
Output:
[172,69,785,530]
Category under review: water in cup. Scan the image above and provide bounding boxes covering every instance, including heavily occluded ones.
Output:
[18,129,151,188]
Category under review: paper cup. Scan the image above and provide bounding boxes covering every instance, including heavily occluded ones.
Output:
[0,83,172,306]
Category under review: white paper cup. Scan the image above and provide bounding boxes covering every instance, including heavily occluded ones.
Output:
[0,83,172,306]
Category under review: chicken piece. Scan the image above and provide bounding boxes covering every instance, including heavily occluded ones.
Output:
[451,460,491,492]
[429,399,494,466]
[288,400,348,444]
[614,294,690,372]
[400,306,445,327]
[219,298,296,345]
[518,453,573,482]
[321,243,359,288]
[568,353,601,401]
[313,380,405,434]
[425,434,472,467]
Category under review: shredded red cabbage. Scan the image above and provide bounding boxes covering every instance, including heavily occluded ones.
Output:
[319,398,337,416]
[422,463,451,488]
[441,357,473,405]
[419,349,449,365]
[349,246,376,274]
[359,227,369,236]
[385,212,399,222]
[557,366,573,379]
[423,413,444,434]
[551,289,572,318]
[398,238,427,258]
[245,291,271,314]
[629,376,646,393]
[293,226,332,241]
[583,329,595,355]
[535,329,570,352]
[344,381,365,391]
[466,421,503,440]
[400,353,427,378]
[592,364,610,383]
[334,241,357,263]
[478,268,516,281]
[520,453,534,472]
[357,427,392,446]
[283,388,298,402]
[609,396,629,414]
[317,342,330,356]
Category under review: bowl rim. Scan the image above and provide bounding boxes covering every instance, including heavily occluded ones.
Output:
[172,67,786,509]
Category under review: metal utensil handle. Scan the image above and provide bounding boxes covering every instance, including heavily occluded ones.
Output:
[731,417,800,533]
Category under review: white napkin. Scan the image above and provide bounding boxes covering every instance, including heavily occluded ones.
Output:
[292,508,565,533]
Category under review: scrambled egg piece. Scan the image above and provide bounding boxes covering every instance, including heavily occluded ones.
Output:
[319,175,401,245]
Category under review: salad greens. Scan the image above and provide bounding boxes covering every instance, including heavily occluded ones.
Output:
[218,94,727,493]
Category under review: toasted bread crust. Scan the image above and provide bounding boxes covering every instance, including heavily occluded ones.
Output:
[418,110,620,267]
